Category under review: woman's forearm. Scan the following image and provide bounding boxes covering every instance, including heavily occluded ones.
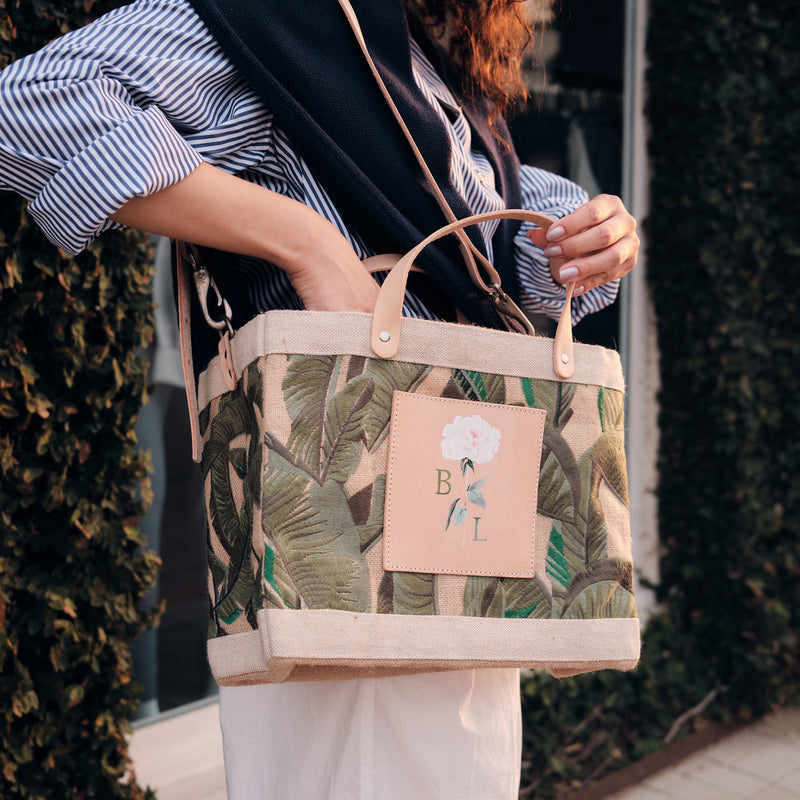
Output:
[111,162,379,312]
[112,162,325,271]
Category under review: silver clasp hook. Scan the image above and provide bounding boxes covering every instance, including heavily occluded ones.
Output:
[186,245,234,337]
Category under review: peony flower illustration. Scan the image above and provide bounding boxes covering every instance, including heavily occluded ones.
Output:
[440,414,501,465]
[441,415,500,534]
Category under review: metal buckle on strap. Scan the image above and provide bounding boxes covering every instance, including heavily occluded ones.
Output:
[490,283,536,336]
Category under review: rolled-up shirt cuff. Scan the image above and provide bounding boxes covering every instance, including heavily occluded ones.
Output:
[28,105,203,254]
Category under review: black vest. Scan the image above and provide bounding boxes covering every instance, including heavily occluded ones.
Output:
[185,0,524,350]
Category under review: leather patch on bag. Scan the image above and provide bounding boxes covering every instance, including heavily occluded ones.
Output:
[383,392,547,577]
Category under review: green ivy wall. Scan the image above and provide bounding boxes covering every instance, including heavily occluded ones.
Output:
[0,2,158,797]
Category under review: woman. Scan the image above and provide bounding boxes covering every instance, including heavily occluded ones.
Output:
[0,0,638,797]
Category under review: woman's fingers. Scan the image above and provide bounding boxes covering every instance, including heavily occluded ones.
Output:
[563,238,638,296]
[528,194,639,293]
[545,194,624,245]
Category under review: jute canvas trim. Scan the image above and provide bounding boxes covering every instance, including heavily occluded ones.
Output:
[207,609,641,685]
[198,311,625,407]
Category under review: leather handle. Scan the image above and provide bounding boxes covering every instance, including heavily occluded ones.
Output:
[370,209,575,379]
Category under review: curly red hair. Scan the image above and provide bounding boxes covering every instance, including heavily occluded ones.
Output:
[405,0,549,128]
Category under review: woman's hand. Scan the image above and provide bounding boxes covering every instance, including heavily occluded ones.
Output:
[526,194,639,297]
[284,215,380,313]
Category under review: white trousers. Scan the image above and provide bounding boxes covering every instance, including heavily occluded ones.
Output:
[219,668,522,799]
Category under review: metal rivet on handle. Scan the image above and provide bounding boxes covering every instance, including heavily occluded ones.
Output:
[379,330,391,342]
[560,353,569,364]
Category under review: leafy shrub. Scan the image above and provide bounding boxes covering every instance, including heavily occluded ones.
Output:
[0,1,159,796]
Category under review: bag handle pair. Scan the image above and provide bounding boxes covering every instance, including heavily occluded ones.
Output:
[337,0,574,378]
[369,208,575,379]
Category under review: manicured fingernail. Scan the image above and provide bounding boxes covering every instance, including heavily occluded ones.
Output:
[546,225,565,242]
[559,266,579,281]
[573,284,585,297]
[542,245,562,258]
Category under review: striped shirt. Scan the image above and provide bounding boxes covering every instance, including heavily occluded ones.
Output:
[0,0,617,323]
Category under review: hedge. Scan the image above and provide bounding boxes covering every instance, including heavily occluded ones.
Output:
[0,1,159,797]
[518,1,800,796]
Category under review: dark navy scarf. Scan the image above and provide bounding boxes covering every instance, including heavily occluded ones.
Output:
[186,0,524,327]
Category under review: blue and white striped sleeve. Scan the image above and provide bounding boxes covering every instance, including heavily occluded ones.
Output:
[514,165,619,324]
[0,0,270,255]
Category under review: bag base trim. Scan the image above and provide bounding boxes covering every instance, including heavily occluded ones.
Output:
[208,608,641,684]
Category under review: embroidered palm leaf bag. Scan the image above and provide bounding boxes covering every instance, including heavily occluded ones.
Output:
[180,209,641,685]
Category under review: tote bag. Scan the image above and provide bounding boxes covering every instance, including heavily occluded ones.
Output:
[177,208,640,685]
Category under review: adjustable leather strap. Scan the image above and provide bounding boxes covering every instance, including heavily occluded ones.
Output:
[175,241,203,462]
[337,0,534,336]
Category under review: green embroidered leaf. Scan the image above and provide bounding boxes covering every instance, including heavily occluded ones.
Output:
[537,426,581,523]
[461,457,474,477]
[262,451,370,611]
[453,368,485,401]
[560,559,635,619]
[219,607,242,625]
[599,387,625,434]
[546,525,571,589]
[346,354,367,382]
[463,575,551,618]
[504,604,540,619]
[321,375,374,484]
[283,355,339,474]
[462,577,500,617]
[561,581,637,620]
[588,434,630,506]
[207,548,229,596]
[377,570,437,615]
[203,389,262,627]
[528,380,576,430]
[228,447,247,480]
[537,447,575,523]
[521,377,536,407]
[361,360,432,450]
[559,519,590,578]
[357,474,385,553]
[262,543,296,609]
[499,575,552,619]
[215,561,258,625]
[552,443,613,576]
[452,369,506,404]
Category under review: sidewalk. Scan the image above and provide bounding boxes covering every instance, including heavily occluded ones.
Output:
[605,706,800,800]
[129,701,800,799]
[129,698,226,800]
